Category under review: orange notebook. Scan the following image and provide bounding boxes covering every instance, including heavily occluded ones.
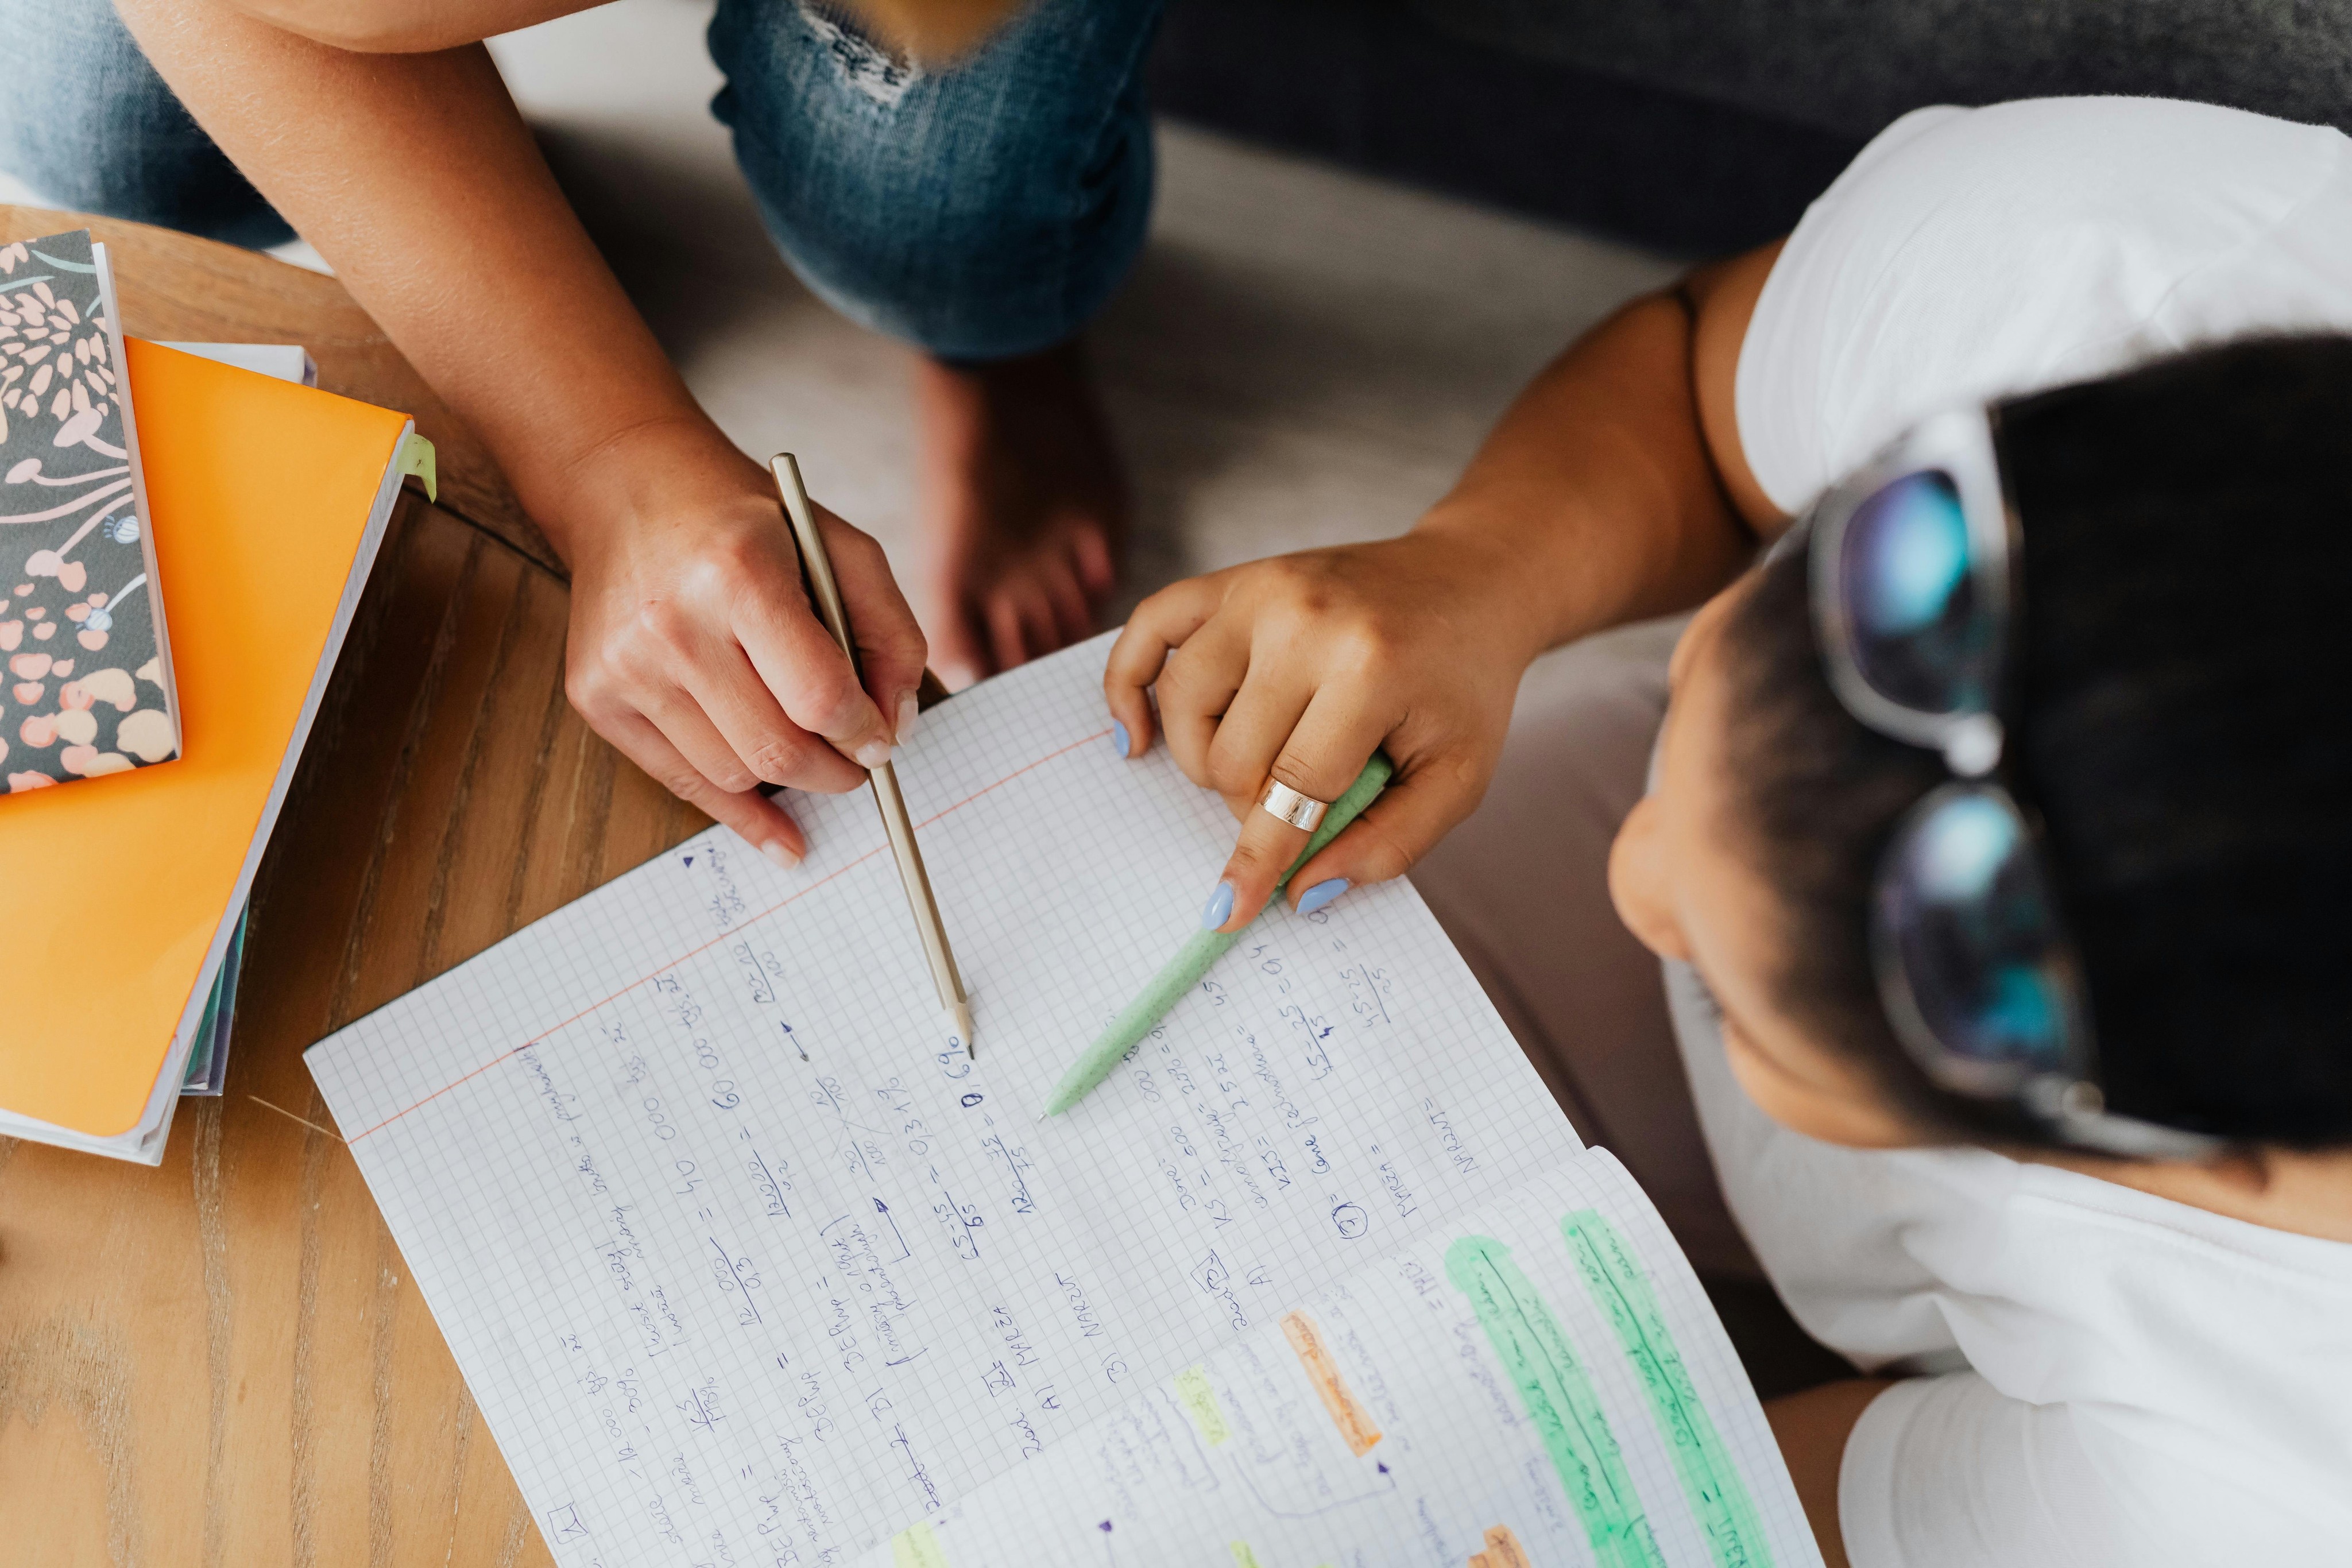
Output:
[0,340,419,1160]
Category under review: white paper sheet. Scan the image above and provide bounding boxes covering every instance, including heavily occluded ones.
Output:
[308,632,1583,1566]
[859,1148,1823,1568]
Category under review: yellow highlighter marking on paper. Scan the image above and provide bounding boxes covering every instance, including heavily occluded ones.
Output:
[1228,1544,1264,1568]
[1281,1310,1383,1455]
[888,1520,949,1568]
[1174,1364,1232,1446]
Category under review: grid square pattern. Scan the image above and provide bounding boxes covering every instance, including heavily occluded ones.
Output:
[859,1149,1823,1568]
[307,632,1584,1566]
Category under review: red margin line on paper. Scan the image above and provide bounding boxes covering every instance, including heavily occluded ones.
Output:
[345,727,1112,1144]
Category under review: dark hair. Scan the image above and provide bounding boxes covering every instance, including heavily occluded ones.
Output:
[1720,335,2352,1151]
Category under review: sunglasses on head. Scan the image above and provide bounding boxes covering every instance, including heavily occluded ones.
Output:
[1797,408,2219,1160]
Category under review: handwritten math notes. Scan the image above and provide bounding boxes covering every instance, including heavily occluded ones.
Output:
[863,1151,1823,1568]
[308,634,1580,1566]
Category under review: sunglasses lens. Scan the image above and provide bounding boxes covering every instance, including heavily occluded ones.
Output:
[1840,470,1995,715]
[1877,788,2087,1090]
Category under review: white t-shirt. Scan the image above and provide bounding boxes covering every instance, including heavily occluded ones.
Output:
[1713,98,2352,1566]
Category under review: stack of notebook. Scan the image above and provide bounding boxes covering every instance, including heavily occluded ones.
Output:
[0,227,431,1162]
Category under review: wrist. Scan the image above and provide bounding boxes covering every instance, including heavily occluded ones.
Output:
[523,411,765,568]
[1406,501,1561,671]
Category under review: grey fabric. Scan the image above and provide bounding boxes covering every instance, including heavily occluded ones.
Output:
[1148,0,1870,252]
[1419,1,2352,141]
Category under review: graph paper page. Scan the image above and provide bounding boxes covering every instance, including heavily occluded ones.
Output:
[307,632,1583,1567]
[858,1148,1821,1568]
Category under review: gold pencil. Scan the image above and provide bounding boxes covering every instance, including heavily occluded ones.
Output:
[769,453,977,1056]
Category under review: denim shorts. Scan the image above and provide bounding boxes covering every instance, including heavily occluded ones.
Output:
[0,0,1165,360]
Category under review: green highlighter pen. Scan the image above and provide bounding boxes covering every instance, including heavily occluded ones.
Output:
[1042,752,1394,1118]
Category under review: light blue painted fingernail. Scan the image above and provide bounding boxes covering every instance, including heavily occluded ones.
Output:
[1296,877,1351,916]
[1200,880,1235,930]
[1111,719,1130,758]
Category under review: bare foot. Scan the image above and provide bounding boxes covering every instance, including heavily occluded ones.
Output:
[912,340,1127,688]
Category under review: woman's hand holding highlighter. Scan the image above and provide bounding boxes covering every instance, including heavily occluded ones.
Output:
[1100,252,1784,930]
[1102,528,1544,932]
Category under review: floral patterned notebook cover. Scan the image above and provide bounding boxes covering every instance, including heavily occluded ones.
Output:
[1,229,181,792]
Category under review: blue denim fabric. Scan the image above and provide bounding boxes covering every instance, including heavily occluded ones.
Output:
[709,0,1163,360]
[0,0,1160,358]
[0,0,292,247]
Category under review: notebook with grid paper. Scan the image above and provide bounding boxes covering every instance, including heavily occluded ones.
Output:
[305,631,1818,1568]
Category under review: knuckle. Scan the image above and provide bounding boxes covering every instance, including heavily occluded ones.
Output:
[657,766,711,803]
[1263,557,1347,620]
[1329,620,1399,682]
[632,598,697,657]
[1452,769,1495,820]
[1259,554,1320,597]
[885,620,929,670]
[1159,640,1229,703]
[1139,572,1216,620]
[833,520,887,567]
[1267,752,1334,797]
[1351,815,1419,882]
[1154,645,1197,696]
[1205,746,1258,798]
[706,756,760,793]
[742,734,812,781]
[1106,648,1158,696]
[1135,574,1196,614]
[701,529,773,585]
[563,664,609,714]
[1424,745,1496,806]
[1227,841,1281,878]
[1167,741,1214,790]
[807,672,869,735]
[1152,672,1201,723]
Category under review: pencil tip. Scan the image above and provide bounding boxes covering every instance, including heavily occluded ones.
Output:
[951,1000,976,1057]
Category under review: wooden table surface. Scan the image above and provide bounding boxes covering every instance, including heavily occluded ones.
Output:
[0,206,707,1567]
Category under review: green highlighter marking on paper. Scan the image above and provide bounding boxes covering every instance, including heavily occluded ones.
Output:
[1040,752,1394,1118]
[1564,1210,1773,1568]
[1445,1234,1665,1568]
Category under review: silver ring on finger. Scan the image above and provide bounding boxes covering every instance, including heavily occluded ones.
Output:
[1258,777,1329,833]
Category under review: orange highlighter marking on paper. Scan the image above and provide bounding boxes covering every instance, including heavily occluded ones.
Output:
[1279,1310,1382,1457]
[1466,1524,1533,1568]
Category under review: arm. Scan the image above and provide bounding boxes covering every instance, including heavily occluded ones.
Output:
[114,1,926,862]
[1766,1377,1891,1568]
[209,0,1018,58]
[1104,243,1787,925]
[1419,242,1786,652]
[204,0,588,52]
